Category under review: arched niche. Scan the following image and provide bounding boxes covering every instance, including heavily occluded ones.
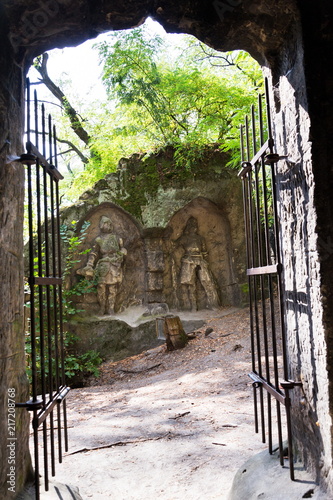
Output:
[71,202,145,314]
[163,196,239,309]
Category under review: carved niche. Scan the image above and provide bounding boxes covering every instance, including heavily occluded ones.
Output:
[162,197,237,310]
[70,203,145,315]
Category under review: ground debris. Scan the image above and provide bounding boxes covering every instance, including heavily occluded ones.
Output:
[169,411,191,420]
[91,307,252,387]
[117,363,162,374]
[68,433,172,455]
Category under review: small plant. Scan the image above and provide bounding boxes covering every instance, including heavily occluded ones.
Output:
[61,221,102,385]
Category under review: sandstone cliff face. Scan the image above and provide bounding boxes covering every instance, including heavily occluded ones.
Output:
[60,148,246,324]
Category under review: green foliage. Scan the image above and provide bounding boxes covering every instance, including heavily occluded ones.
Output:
[61,331,102,380]
[61,220,99,314]
[95,25,263,175]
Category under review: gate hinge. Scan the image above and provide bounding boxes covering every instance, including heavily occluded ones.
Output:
[17,153,37,166]
[264,153,290,165]
[15,398,43,411]
[280,379,303,390]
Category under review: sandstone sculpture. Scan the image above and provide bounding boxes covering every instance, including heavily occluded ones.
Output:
[175,217,219,311]
[77,215,127,315]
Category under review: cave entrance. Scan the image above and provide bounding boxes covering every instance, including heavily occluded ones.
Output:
[23,18,265,495]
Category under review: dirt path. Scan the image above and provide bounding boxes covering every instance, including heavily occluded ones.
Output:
[44,308,270,499]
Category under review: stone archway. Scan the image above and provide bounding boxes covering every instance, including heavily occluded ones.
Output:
[2,1,333,497]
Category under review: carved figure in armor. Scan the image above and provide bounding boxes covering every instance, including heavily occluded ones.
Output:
[176,217,219,311]
[77,216,127,315]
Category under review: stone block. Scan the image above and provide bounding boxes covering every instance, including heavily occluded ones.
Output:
[146,250,165,271]
[147,271,164,291]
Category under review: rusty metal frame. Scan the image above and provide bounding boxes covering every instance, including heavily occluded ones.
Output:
[16,78,69,499]
[239,78,301,480]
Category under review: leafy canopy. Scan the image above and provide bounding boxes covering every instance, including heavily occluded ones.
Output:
[50,22,263,199]
[92,25,263,169]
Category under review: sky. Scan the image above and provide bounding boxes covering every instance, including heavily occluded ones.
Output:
[25,18,190,188]
[27,18,173,106]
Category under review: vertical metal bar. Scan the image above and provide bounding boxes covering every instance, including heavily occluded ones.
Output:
[49,116,60,394]
[284,389,295,480]
[261,157,284,456]
[53,126,68,456]
[258,95,271,265]
[41,104,46,158]
[55,174,69,453]
[258,93,265,148]
[44,116,56,481]
[27,161,40,500]
[48,116,63,465]
[240,126,258,434]
[245,115,266,443]
[24,81,69,497]
[253,103,272,453]
[26,79,40,499]
[33,89,49,489]
[43,162,55,484]
[26,79,32,154]
[259,107,284,460]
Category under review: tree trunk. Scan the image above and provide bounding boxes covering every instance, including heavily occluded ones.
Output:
[164,316,188,351]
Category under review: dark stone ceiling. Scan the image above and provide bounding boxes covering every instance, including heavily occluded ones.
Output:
[1,0,299,66]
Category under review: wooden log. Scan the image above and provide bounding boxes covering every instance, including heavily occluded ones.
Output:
[164,316,189,351]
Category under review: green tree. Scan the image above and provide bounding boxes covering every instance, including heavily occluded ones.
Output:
[95,25,263,170]
[33,22,263,200]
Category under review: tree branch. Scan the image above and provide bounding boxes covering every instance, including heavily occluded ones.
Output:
[56,137,89,164]
[35,53,91,146]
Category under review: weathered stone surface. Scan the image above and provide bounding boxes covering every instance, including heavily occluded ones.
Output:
[70,202,146,314]
[146,250,165,272]
[2,0,300,66]
[229,447,324,500]
[0,16,33,498]
[265,19,333,487]
[164,197,240,307]
[67,312,203,362]
[63,150,246,316]
[68,316,163,362]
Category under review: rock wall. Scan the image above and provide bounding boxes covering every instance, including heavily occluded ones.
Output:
[260,15,332,485]
[0,13,33,498]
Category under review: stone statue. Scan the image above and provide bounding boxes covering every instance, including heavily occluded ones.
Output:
[176,217,219,311]
[77,216,127,315]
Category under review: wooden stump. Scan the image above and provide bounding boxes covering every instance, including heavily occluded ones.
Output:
[164,316,189,351]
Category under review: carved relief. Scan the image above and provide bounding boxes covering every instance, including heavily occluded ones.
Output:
[71,198,237,317]
[77,216,127,315]
[71,203,145,316]
[173,217,220,311]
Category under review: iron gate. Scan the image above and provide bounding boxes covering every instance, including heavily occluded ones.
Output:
[16,78,69,499]
[239,78,301,480]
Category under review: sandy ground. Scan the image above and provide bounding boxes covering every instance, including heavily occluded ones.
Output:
[34,307,297,499]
